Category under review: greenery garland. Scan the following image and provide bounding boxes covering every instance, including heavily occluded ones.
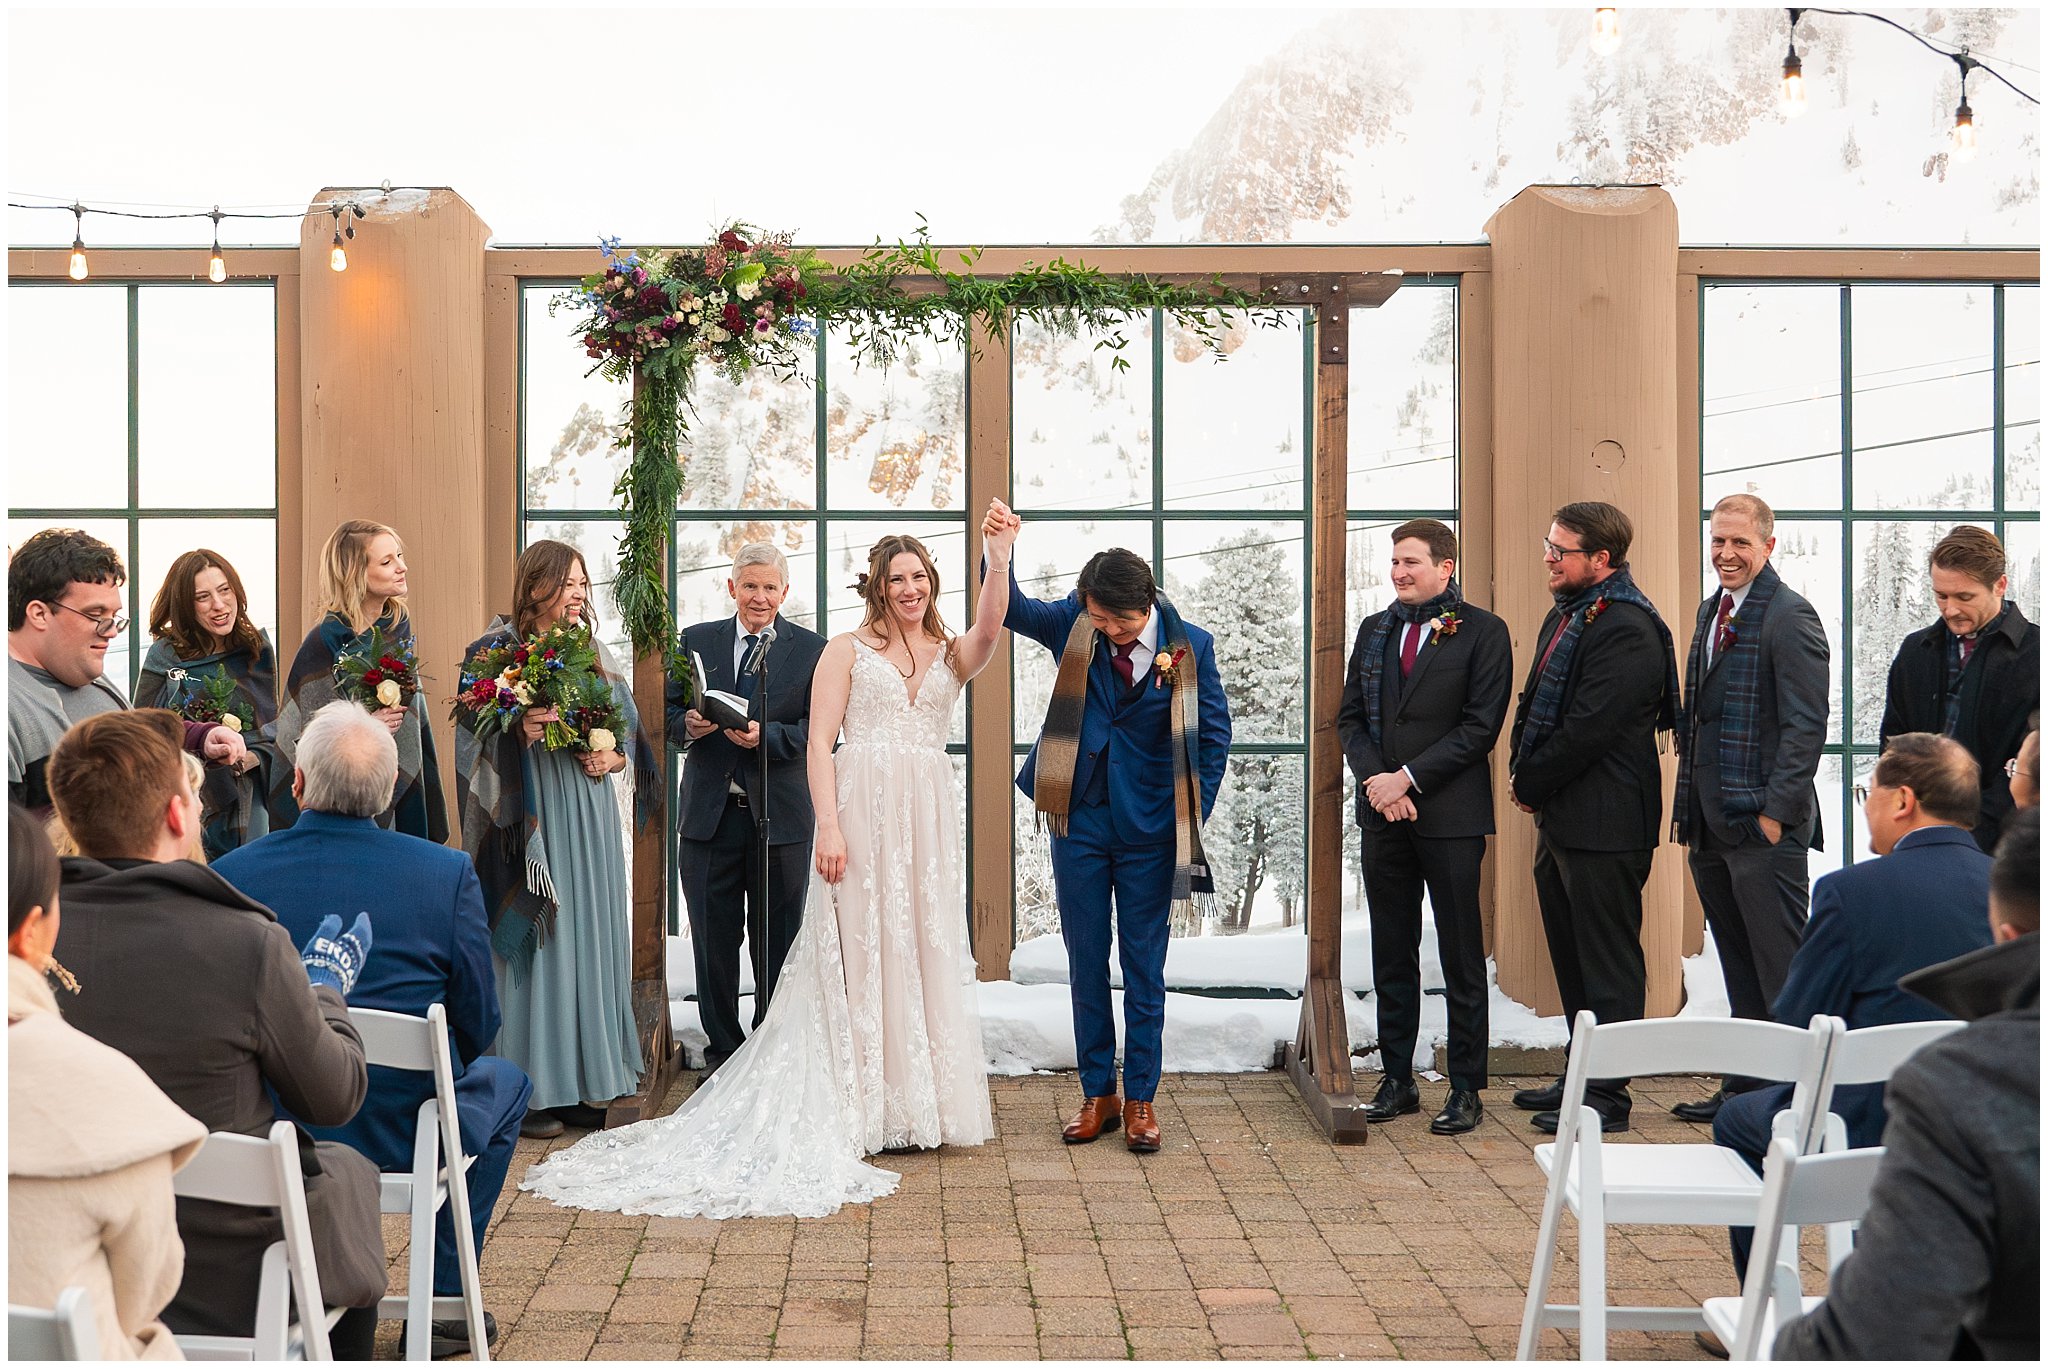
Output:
[555,222,1287,668]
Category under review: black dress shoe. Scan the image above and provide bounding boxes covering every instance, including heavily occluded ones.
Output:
[1430,1088,1484,1135]
[1362,1077,1421,1122]
[1512,1078,1566,1112]
[519,1108,563,1139]
[399,1310,498,1360]
[1530,1105,1630,1135]
[552,1102,610,1130]
[1671,1088,1726,1123]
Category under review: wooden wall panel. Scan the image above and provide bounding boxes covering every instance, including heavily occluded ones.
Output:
[1484,186,1686,1020]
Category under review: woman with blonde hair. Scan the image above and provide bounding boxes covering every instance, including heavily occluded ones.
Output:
[524,502,1018,1219]
[274,520,447,840]
[8,802,207,1360]
[454,539,646,1137]
[135,548,280,859]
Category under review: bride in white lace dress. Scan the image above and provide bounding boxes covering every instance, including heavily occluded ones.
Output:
[521,504,1020,1219]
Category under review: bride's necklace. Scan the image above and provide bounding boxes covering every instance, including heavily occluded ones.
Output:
[868,634,916,679]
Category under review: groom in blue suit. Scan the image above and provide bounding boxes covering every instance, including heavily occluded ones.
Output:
[1002,524,1231,1152]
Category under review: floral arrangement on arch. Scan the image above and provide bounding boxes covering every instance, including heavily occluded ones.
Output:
[563,227,823,388]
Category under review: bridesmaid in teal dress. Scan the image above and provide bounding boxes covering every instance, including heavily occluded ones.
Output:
[274,519,448,842]
[135,549,281,859]
[455,539,643,1139]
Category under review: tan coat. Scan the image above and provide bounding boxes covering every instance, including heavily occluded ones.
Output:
[8,955,206,1360]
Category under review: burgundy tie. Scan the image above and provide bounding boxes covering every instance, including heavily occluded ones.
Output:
[1111,639,1137,689]
[1959,635,1978,669]
[1713,592,1735,659]
[1400,622,1421,679]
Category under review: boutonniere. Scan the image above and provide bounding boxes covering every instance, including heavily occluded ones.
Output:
[1427,610,1462,646]
[1584,597,1610,626]
[1152,646,1189,689]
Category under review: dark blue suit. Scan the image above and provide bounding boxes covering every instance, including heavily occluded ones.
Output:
[1008,576,1231,1102]
[1713,823,1992,1271]
[214,810,532,1297]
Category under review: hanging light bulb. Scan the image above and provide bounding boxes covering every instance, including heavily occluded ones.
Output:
[328,206,347,272]
[207,207,227,283]
[67,205,88,281]
[1590,8,1621,56]
[1778,8,1807,118]
[1952,55,1979,162]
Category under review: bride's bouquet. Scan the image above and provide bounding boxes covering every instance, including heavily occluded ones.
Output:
[452,621,624,754]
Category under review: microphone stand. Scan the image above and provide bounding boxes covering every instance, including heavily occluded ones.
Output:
[747,629,773,1024]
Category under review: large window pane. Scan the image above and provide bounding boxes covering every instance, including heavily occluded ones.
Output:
[137,286,275,508]
[673,517,819,636]
[1203,755,1307,936]
[1850,520,1954,745]
[679,348,818,512]
[1012,314,1152,513]
[522,285,631,512]
[8,285,127,510]
[1850,286,1995,511]
[1161,311,1305,511]
[1349,286,1456,511]
[1163,520,1305,744]
[1008,517,1152,744]
[1703,286,1841,511]
[824,330,964,511]
[2006,286,2039,510]
[2005,520,2040,620]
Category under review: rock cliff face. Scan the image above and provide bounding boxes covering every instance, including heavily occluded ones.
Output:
[1098,8,2034,245]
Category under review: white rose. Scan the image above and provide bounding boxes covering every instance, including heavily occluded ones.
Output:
[735,278,760,301]
[221,713,244,733]
[512,681,536,706]
[588,727,618,754]
[376,678,403,708]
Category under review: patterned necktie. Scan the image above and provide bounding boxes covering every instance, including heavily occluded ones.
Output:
[1712,592,1735,661]
[1399,621,1421,679]
[1959,634,1978,669]
[1111,638,1137,690]
[737,634,759,696]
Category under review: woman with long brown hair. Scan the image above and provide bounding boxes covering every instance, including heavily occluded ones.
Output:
[454,540,644,1138]
[524,502,1019,1220]
[135,549,279,858]
[274,519,447,841]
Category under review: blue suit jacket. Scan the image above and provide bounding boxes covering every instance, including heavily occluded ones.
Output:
[1773,823,1994,1144]
[214,810,505,1160]
[1007,574,1232,847]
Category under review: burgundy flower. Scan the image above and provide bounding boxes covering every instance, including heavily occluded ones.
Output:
[718,229,750,254]
[723,302,745,330]
[361,667,385,685]
[631,268,647,285]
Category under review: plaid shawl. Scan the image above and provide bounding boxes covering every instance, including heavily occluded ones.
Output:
[1035,597,1216,921]
[137,632,283,857]
[274,612,449,843]
[1355,582,1460,747]
[1514,565,1681,769]
[1672,564,1782,840]
[454,618,652,975]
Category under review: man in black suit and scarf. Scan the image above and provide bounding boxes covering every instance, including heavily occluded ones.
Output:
[668,543,826,1071]
[1338,519,1513,1136]
[1508,501,1681,1135]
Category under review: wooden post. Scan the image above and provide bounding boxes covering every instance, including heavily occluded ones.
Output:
[965,314,1016,981]
[609,369,683,1125]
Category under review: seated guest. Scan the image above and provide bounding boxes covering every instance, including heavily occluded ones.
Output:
[45,709,387,1358]
[8,528,246,812]
[1773,809,2038,1360]
[216,701,528,1360]
[8,802,207,1361]
[1713,732,1994,1273]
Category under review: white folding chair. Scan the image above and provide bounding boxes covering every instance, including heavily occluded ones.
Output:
[1516,1012,1838,1361]
[1700,1138,1887,1360]
[171,1121,341,1361]
[350,1004,491,1363]
[9,1286,100,1360]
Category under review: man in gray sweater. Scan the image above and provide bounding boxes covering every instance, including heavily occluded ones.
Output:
[1774,807,2039,1360]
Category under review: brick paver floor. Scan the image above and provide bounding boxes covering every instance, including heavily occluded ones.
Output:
[375,1071,1784,1360]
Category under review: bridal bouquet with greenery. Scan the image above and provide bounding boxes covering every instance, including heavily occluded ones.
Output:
[453,621,624,753]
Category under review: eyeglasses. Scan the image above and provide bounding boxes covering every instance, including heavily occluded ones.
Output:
[1853,783,1871,804]
[43,599,128,639]
[2005,757,2036,780]
[1541,539,1593,562]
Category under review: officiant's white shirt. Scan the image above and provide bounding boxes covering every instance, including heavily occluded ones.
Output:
[1123,608,1161,684]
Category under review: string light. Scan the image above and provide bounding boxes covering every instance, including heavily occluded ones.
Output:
[207,206,227,283]
[1780,9,1807,118]
[67,204,88,281]
[1590,7,1621,56]
[329,208,347,273]
[1952,53,1978,162]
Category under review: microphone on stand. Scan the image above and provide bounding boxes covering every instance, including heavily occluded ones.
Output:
[744,622,776,679]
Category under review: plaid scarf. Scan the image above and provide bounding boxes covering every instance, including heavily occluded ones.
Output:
[454,618,653,975]
[137,632,283,857]
[1514,565,1680,770]
[1035,598,1216,921]
[1355,582,1460,747]
[1672,565,1781,840]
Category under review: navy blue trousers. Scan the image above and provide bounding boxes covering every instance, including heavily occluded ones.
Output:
[1052,800,1176,1102]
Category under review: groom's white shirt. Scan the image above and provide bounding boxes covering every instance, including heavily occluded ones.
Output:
[1121,608,1161,685]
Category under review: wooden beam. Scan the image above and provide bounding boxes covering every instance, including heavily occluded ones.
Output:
[965,315,1016,981]
[1676,275,1707,959]
[8,247,301,279]
[1457,275,1500,951]
[1676,247,2038,282]
[481,243,1492,281]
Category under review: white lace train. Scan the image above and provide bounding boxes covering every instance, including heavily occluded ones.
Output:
[520,638,990,1219]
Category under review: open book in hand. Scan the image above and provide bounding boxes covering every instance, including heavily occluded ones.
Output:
[690,651,755,731]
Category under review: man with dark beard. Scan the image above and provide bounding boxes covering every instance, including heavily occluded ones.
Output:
[1507,501,1681,1135]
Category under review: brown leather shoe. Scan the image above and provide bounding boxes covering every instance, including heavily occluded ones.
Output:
[1062,1095,1122,1144]
[1124,1100,1161,1153]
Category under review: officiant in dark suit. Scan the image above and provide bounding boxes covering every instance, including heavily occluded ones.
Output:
[1670,494,1830,1123]
[667,543,826,1070]
[1338,520,1513,1136]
